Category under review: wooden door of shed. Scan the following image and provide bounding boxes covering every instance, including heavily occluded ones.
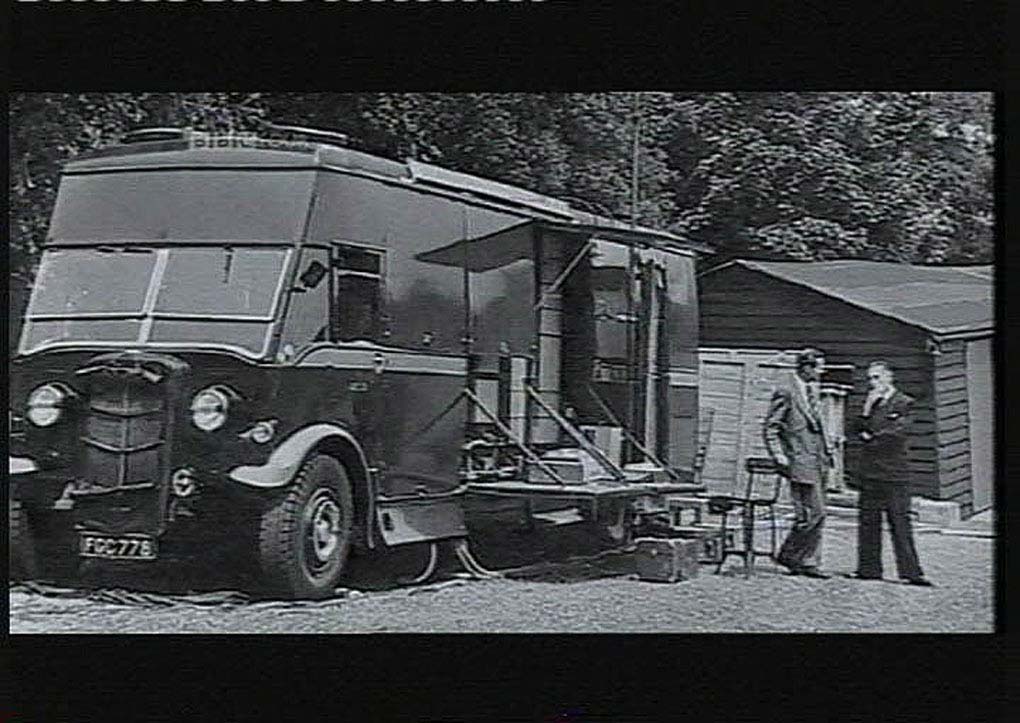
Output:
[698,348,851,497]
[698,349,801,496]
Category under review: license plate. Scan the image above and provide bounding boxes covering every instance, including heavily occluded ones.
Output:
[79,533,157,560]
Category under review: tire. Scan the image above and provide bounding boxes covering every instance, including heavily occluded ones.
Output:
[258,454,355,599]
[9,498,40,582]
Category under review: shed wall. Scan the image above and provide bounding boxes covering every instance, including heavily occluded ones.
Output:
[699,266,940,497]
[964,337,994,514]
[932,335,995,518]
[933,339,971,510]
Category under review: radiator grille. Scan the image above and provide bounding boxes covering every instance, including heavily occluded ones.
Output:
[81,375,167,489]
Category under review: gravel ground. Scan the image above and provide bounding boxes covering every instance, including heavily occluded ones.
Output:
[9,516,995,634]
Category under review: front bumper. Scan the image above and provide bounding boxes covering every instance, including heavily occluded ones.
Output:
[7,457,241,521]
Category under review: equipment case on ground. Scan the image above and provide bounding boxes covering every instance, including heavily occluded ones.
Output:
[633,537,701,583]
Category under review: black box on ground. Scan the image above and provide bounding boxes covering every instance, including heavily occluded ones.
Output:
[633,537,701,583]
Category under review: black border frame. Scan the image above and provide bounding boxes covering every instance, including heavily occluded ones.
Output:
[6,3,1010,722]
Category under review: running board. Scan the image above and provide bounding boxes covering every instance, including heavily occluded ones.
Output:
[375,495,468,547]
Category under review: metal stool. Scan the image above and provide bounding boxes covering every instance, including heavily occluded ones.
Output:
[707,457,784,576]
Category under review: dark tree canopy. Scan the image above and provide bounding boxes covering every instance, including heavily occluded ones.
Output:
[8,92,994,340]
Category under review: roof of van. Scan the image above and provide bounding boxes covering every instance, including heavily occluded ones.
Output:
[63,132,705,254]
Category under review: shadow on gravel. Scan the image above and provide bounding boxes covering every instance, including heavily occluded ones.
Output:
[463,507,637,584]
[11,507,641,608]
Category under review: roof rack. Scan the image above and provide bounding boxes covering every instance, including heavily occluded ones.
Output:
[121,128,190,144]
[119,124,352,150]
[263,123,350,148]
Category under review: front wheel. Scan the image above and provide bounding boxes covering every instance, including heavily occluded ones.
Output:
[258,454,355,599]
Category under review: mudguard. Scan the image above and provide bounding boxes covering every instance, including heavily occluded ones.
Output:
[228,424,370,489]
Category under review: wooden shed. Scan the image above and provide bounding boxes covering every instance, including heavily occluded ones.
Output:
[698,260,994,518]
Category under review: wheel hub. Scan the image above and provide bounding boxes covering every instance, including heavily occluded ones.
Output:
[306,494,341,566]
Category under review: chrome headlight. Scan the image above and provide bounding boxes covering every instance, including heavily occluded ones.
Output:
[27,383,70,427]
[190,386,232,432]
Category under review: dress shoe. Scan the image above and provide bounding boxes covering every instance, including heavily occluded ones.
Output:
[775,556,799,574]
[843,572,882,581]
[902,577,934,587]
[776,561,802,576]
[799,567,831,580]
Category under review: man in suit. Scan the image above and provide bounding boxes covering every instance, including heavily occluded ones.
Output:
[764,348,834,579]
[846,361,933,586]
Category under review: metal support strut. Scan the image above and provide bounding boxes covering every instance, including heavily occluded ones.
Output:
[461,387,567,485]
[525,384,626,482]
[586,384,682,482]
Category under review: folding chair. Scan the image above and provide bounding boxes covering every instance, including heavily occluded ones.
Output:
[707,457,784,576]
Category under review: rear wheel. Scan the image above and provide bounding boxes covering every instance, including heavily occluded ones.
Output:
[9,498,40,582]
[258,454,354,599]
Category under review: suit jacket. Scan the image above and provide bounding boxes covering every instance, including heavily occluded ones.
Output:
[855,389,914,485]
[763,376,831,486]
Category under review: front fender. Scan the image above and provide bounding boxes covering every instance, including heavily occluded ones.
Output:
[228,424,369,489]
[9,456,39,475]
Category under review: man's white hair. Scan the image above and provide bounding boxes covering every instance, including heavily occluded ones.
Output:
[868,360,894,375]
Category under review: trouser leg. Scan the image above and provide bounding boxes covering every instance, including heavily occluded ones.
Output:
[800,482,825,569]
[778,481,825,569]
[887,485,923,580]
[777,482,807,566]
[856,482,884,577]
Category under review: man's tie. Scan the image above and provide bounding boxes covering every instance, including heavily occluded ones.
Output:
[807,385,822,426]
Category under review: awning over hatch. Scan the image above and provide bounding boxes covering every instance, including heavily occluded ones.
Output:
[413,220,538,272]
[415,218,703,273]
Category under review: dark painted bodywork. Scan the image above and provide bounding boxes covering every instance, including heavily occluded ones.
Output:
[10,136,701,568]
[11,141,538,558]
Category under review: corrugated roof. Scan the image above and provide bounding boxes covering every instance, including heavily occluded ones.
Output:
[708,259,994,335]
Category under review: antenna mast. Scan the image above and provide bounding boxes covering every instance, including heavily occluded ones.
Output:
[624,92,644,452]
[630,92,642,228]
[461,207,473,356]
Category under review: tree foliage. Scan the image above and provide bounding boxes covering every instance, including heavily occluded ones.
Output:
[8,93,268,341]
[9,91,994,295]
[667,92,994,263]
[9,93,268,282]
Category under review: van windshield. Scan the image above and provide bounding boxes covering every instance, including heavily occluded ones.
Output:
[20,246,290,357]
[154,247,288,317]
[25,246,158,316]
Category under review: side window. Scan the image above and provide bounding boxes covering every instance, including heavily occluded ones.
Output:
[332,243,384,342]
[280,248,330,350]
